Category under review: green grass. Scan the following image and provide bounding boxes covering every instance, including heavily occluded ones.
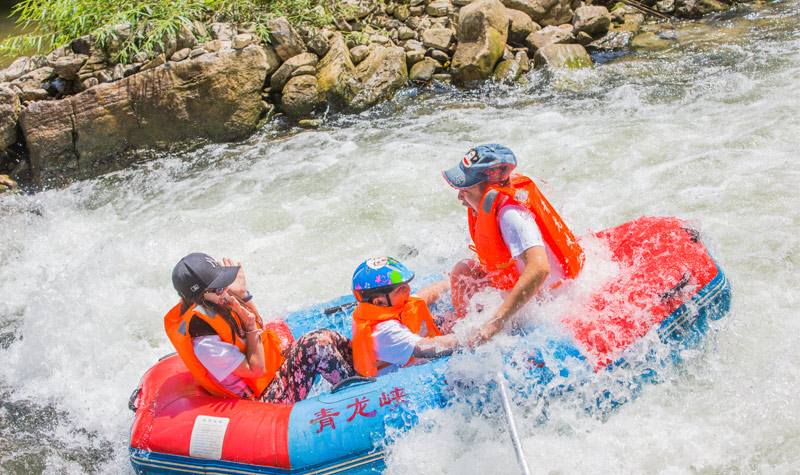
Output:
[0,0,339,64]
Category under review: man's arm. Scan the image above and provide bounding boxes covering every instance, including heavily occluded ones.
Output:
[471,246,550,345]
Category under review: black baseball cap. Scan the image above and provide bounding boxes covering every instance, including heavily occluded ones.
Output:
[172,253,240,302]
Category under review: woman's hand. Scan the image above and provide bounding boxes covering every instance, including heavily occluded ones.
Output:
[222,290,259,332]
[223,257,248,298]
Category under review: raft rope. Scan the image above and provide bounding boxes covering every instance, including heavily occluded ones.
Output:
[497,372,532,475]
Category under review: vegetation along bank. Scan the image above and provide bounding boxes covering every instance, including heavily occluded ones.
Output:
[0,0,743,192]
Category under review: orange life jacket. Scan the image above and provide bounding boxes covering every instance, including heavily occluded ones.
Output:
[351,296,442,377]
[163,303,285,399]
[467,174,584,290]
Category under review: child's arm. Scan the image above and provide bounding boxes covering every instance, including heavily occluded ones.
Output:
[415,279,450,305]
[412,334,461,359]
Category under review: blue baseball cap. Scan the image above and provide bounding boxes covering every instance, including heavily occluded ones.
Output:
[442,144,518,189]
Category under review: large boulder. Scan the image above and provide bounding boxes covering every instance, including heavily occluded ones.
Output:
[675,0,728,17]
[267,17,307,61]
[451,0,509,84]
[421,28,456,51]
[410,57,441,82]
[280,75,322,117]
[501,0,573,26]
[572,6,611,37]
[316,33,357,107]
[525,25,575,51]
[350,46,408,110]
[0,86,21,151]
[506,8,540,45]
[0,56,48,83]
[19,45,271,185]
[270,52,319,90]
[533,43,592,69]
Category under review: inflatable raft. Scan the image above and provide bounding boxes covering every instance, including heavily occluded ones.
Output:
[129,216,731,474]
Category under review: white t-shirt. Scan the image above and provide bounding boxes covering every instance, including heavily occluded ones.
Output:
[372,320,425,375]
[193,335,250,396]
[498,205,564,287]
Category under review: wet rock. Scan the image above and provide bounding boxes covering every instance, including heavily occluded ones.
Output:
[576,31,593,45]
[587,26,636,51]
[268,17,308,61]
[676,0,728,17]
[0,174,17,193]
[20,45,271,185]
[631,32,673,50]
[427,0,453,16]
[655,0,676,13]
[506,8,540,45]
[0,86,21,152]
[501,0,573,26]
[451,0,509,84]
[534,43,591,68]
[525,25,575,51]
[515,49,530,71]
[572,6,611,37]
[432,73,452,82]
[410,57,441,81]
[271,52,319,90]
[50,54,88,81]
[350,45,371,64]
[351,45,408,110]
[422,28,456,51]
[429,49,451,63]
[0,56,48,83]
[316,33,357,107]
[171,48,191,62]
[298,118,322,128]
[492,58,522,82]
[280,75,322,117]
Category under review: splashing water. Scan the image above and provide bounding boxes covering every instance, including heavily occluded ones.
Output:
[1,1,799,473]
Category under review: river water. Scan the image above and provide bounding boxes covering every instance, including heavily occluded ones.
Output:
[1,1,798,473]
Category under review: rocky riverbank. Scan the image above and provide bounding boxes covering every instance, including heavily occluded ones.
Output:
[0,0,739,192]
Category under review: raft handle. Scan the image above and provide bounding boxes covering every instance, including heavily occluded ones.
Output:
[682,227,700,243]
[323,302,357,316]
[331,376,376,393]
[660,272,692,301]
[128,387,141,412]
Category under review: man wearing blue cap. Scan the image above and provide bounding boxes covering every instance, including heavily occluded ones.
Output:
[442,144,584,345]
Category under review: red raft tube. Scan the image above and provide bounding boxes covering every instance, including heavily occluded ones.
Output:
[129,216,731,474]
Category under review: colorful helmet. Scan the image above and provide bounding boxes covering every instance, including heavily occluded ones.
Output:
[352,257,415,301]
[442,144,517,189]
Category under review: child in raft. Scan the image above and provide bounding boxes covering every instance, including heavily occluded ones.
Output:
[164,253,355,403]
[350,257,462,377]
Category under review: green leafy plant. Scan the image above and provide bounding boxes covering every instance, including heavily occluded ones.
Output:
[0,0,341,63]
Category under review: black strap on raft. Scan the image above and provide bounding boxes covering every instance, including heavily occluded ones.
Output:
[323,301,357,316]
[331,376,376,393]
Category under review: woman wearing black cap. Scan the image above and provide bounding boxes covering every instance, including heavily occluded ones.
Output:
[164,253,355,403]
